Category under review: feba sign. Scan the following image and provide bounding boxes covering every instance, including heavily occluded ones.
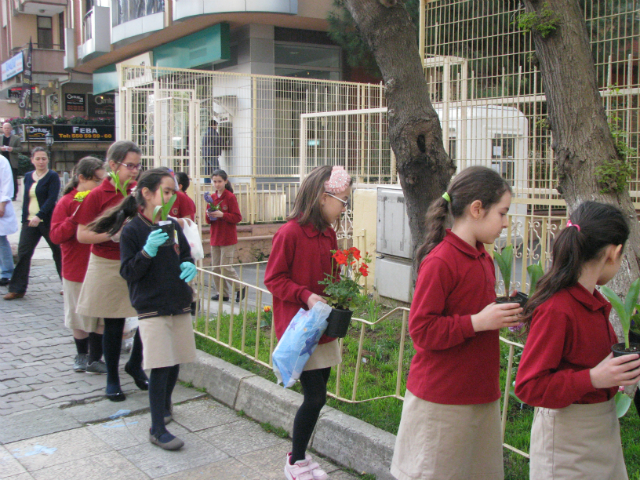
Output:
[23,125,115,142]
[1,52,24,82]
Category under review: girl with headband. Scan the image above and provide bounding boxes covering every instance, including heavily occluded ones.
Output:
[265,165,352,480]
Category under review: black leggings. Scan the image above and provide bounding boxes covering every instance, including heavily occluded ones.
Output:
[149,365,180,436]
[103,318,144,391]
[291,367,331,463]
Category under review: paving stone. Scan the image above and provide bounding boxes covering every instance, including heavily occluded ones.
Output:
[28,451,148,480]
[171,398,239,432]
[87,414,189,451]
[156,457,262,480]
[0,445,29,477]
[6,428,110,472]
[120,432,228,479]
[0,407,81,444]
[196,417,287,457]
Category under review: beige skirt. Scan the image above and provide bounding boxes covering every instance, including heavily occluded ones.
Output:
[76,254,136,319]
[137,313,196,370]
[391,391,504,480]
[63,278,103,332]
[304,339,342,371]
[530,398,628,480]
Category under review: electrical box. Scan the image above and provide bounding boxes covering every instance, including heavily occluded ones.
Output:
[375,256,413,303]
[377,187,413,260]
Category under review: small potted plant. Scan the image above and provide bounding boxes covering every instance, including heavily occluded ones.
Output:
[494,245,529,307]
[108,171,131,198]
[600,278,640,357]
[319,247,371,338]
[150,192,177,247]
[204,192,220,221]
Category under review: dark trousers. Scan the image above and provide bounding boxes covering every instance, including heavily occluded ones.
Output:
[9,222,62,293]
[11,168,18,200]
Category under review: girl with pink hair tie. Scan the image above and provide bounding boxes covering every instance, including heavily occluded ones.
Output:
[265,165,352,480]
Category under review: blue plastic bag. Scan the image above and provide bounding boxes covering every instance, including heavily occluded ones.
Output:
[272,302,332,388]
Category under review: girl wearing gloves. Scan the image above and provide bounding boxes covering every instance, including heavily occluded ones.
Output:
[92,168,197,450]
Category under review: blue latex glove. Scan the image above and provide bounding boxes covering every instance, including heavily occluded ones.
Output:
[143,229,169,257]
[179,261,197,282]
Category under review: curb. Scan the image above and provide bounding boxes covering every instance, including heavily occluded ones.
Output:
[179,350,396,480]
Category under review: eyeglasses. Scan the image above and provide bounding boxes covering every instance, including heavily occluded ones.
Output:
[325,192,349,207]
[116,162,142,171]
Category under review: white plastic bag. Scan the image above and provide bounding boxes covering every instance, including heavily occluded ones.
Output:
[181,218,204,260]
[272,302,332,388]
[122,317,139,352]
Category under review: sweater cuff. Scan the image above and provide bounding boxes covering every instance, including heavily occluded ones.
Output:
[141,249,153,259]
[572,368,598,398]
[299,289,313,306]
[459,314,476,339]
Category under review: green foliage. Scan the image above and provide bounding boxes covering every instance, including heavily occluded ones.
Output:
[616,390,633,418]
[107,171,131,198]
[16,154,32,176]
[526,262,544,295]
[516,3,561,38]
[600,278,640,349]
[494,245,514,295]
[260,422,289,438]
[319,248,371,310]
[153,193,177,222]
[596,116,638,194]
[326,0,420,76]
[9,115,114,126]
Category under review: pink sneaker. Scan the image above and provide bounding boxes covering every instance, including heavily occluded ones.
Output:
[285,453,328,480]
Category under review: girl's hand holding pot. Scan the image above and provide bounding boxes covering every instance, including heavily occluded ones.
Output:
[143,229,169,257]
[208,210,223,220]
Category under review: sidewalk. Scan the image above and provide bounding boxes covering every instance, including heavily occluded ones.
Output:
[0,257,361,479]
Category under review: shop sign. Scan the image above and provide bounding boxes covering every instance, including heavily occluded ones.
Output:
[88,94,115,118]
[65,93,86,112]
[1,52,23,82]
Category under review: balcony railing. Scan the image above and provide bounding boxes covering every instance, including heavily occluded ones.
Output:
[10,43,64,56]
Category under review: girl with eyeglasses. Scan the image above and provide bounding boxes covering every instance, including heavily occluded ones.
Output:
[264,165,352,480]
[75,141,148,402]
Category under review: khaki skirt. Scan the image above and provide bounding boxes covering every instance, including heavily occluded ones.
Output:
[76,254,136,319]
[304,339,342,371]
[391,390,504,480]
[530,398,627,480]
[137,313,196,370]
[63,278,103,332]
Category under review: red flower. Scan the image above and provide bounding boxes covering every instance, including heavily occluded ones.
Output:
[349,247,361,260]
[333,251,348,266]
[359,264,369,277]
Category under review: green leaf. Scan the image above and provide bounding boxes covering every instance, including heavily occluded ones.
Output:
[494,245,513,294]
[624,279,640,323]
[163,194,177,220]
[601,286,627,325]
[153,205,162,222]
[615,391,632,418]
[527,262,544,295]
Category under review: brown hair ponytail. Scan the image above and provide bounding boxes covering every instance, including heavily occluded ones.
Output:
[415,166,511,267]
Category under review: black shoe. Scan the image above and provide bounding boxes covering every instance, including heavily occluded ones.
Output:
[236,287,247,303]
[106,390,126,402]
[211,294,229,301]
[0,278,9,286]
[124,362,149,391]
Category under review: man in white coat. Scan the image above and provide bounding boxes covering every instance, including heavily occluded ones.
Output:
[0,153,18,286]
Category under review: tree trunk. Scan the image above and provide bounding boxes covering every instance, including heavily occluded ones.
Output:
[343,0,456,261]
[523,1,640,352]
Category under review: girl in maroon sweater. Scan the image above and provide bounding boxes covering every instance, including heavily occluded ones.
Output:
[265,165,352,480]
[515,201,640,479]
[204,170,244,302]
[391,166,522,480]
[50,157,106,374]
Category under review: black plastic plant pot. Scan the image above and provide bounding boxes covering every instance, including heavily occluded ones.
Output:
[325,307,353,338]
[611,342,640,358]
[495,291,529,308]
[151,221,175,247]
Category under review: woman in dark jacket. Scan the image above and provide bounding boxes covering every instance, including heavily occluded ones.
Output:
[4,147,62,300]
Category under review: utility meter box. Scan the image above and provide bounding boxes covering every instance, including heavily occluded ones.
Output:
[376,186,414,303]
[376,187,413,260]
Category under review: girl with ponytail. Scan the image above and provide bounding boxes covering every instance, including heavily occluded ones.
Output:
[50,157,106,374]
[515,201,640,479]
[74,141,147,402]
[392,166,521,480]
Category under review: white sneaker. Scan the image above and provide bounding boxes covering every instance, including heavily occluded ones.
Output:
[285,453,328,480]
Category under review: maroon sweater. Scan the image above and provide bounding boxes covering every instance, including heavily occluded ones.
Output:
[406,230,501,405]
[205,190,241,246]
[264,220,338,345]
[74,179,136,260]
[50,189,90,283]
[515,284,618,408]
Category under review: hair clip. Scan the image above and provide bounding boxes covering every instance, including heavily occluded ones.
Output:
[442,192,451,203]
[324,166,351,194]
[566,220,580,231]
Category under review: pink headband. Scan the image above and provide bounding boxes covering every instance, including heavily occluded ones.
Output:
[324,166,351,194]
[566,220,581,231]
